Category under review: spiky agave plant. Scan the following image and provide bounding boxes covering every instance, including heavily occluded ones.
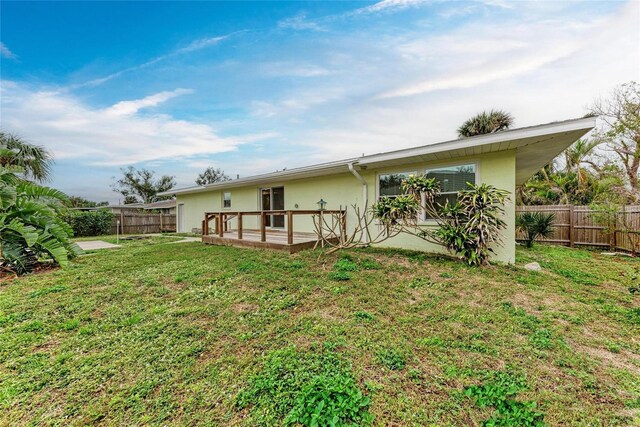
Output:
[457,110,514,138]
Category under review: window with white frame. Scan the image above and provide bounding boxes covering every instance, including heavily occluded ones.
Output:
[425,164,476,215]
[375,164,476,221]
[378,172,415,199]
[223,192,231,209]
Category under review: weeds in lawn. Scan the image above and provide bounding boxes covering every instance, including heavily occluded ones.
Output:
[353,311,375,322]
[334,258,359,272]
[465,371,546,427]
[377,348,407,371]
[329,271,351,281]
[236,345,373,426]
[529,329,553,350]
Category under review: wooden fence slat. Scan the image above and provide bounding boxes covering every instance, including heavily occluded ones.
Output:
[516,204,640,254]
[110,213,177,234]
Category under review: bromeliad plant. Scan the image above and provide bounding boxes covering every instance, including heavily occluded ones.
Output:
[0,165,82,275]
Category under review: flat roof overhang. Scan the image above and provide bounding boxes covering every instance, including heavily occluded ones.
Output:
[162,116,596,196]
[357,116,596,184]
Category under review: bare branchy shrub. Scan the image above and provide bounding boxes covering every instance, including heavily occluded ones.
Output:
[316,176,510,266]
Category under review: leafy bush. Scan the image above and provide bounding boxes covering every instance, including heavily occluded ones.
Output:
[67,210,114,237]
[516,212,555,248]
[435,184,510,266]
[371,194,419,226]
[236,346,373,426]
[0,166,82,274]
[464,371,545,426]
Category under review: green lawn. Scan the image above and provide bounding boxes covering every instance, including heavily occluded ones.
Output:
[1,242,639,426]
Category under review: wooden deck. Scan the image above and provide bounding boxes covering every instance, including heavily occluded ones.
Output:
[202,209,346,254]
[202,229,337,253]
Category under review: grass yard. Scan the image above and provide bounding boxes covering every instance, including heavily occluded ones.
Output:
[1,241,639,426]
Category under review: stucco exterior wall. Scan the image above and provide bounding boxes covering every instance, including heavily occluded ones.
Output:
[176,150,516,263]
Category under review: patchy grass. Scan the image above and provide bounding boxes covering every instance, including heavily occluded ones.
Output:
[73,234,183,248]
[0,243,639,425]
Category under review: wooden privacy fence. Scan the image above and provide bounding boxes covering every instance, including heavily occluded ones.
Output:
[515,205,640,253]
[111,213,176,234]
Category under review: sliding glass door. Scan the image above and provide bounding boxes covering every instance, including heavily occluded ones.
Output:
[260,187,284,228]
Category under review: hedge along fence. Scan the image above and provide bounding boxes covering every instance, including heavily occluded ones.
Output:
[516,205,640,253]
[111,212,176,235]
[67,210,115,237]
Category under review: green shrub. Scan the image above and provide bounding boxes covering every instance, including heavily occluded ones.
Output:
[516,212,555,248]
[435,184,510,266]
[0,166,82,274]
[67,209,114,237]
[236,346,373,426]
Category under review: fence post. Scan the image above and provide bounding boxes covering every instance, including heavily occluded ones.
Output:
[120,212,125,236]
[260,212,267,242]
[238,213,243,240]
[568,205,574,248]
[287,211,293,245]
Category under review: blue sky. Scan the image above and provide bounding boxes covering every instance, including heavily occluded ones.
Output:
[1,0,638,202]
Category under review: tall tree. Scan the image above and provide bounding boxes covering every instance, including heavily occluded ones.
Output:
[591,81,640,198]
[111,167,176,204]
[195,167,230,186]
[0,131,53,182]
[457,110,513,138]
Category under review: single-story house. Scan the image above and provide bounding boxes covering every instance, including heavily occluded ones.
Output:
[75,200,176,215]
[141,199,177,215]
[160,117,595,263]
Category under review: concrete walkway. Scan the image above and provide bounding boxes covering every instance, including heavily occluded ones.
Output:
[167,236,200,244]
[76,241,121,250]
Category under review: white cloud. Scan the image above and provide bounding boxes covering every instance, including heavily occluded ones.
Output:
[353,0,427,15]
[376,5,628,99]
[0,42,17,59]
[261,61,331,77]
[0,83,274,166]
[278,13,326,31]
[106,88,193,116]
[72,32,239,88]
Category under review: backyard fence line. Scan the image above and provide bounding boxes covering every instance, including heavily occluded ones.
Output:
[111,213,177,235]
[515,204,640,253]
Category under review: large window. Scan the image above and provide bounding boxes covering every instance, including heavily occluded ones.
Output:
[425,164,476,210]
[378,172,415,198]
[376,163,477,221]
[223,192,231,209]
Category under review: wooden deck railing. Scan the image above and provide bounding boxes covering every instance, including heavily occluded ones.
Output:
[202,210,346,245]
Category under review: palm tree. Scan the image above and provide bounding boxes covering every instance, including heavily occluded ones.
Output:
[0,131,53,182]
[563,138,601,187]
[457,110,514,138]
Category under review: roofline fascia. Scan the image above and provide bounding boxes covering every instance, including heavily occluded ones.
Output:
[357,116,596,165]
